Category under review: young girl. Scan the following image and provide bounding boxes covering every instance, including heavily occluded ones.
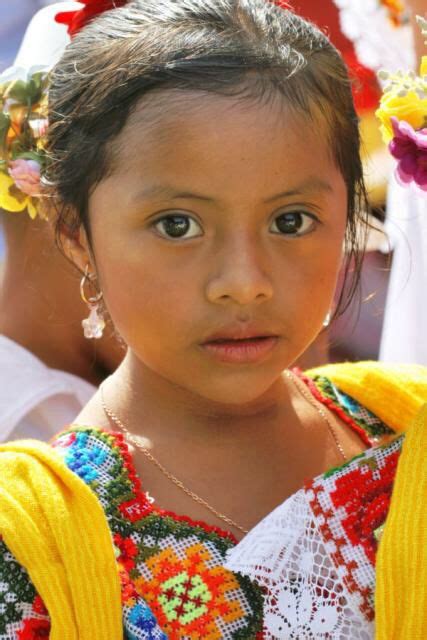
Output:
[0,1,426,638]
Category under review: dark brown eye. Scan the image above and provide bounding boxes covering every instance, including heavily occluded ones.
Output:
[154,215,202,239]
[271,211,316,236]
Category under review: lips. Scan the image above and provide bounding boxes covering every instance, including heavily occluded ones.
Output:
[203,326,278,343]
[201,329,279,364]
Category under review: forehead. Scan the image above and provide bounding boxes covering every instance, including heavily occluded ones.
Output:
[108,89,341,197]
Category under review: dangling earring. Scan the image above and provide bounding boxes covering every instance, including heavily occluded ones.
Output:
[323,311,331,328]
[80,265,105,339]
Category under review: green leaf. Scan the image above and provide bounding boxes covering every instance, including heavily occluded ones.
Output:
[6,79,29,103]
[0,112,10,148]
[12,151,43,165]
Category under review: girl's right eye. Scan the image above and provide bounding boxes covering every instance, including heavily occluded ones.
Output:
[153,214,203,240]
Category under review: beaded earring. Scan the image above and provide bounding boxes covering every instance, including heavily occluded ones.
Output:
[323,311,332,328]
[80,265,105,339]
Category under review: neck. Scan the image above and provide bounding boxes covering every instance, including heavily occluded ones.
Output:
[103,350,293,445]
[0,214,118,385]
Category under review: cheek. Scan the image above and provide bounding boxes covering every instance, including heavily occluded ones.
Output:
[97,247,197,346]
[282,230,344,293]
[277,227,345,330]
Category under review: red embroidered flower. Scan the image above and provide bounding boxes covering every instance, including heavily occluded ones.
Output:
[32,596,48,617]
[55,0,128,37]
[17,618,50,639]
[118,563,139,604]
[114,533,139,571]
[119,497,153,522]
[330,452,399,563]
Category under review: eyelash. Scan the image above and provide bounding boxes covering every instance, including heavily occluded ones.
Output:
[152,210,319,240]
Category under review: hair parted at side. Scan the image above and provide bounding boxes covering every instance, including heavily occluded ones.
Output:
[45,0,368,317]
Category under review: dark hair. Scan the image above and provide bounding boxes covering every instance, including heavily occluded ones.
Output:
[45,0,368,317]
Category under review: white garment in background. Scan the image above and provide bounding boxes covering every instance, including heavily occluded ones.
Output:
[380,180,427,364]
[333,0,427,365]
[0,335,95,442]
[0,1,67,71]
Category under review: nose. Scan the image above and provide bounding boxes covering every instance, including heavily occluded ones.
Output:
[205,234,274,306]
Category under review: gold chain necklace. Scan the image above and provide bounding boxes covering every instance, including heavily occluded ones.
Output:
[284,370,348,462]
[100,385,249,535]
[100,372,347,537]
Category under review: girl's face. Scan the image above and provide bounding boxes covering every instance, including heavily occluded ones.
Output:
[77,91,347,405]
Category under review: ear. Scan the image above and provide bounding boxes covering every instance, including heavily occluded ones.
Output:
[60,223,95,276]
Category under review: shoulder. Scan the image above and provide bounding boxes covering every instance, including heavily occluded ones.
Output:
[305,361,427,435]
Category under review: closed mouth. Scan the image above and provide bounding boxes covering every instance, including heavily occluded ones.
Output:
[200,335,279,364]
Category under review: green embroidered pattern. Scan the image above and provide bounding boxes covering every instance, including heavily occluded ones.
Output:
[312,375,395,441]
[0,540,38,635]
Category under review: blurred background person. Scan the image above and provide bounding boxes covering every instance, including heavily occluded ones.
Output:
[295,0,426,368]
[0,3,124,442]
[376,0,427,365]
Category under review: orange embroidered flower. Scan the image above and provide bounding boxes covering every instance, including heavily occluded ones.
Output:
[134,542,246,639]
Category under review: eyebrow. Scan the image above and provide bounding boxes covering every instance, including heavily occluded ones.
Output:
[132,177,333,205]
[263,177,334,203]
[132,185,214,204]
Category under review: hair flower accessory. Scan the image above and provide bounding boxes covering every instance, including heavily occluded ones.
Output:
[8,159,41,197]
[389,117,427,190]
[56,0,128,37]
[376,16,427,192]
[0,66,48,218]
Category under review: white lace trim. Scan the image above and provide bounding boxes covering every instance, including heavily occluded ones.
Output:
[332,0,415,72]
[225,490,373,639]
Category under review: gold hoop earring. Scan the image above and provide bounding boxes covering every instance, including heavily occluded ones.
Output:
[323,311,331,328]
[80,265,105,339]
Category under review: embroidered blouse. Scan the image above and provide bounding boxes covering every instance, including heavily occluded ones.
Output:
[0,374,398,639]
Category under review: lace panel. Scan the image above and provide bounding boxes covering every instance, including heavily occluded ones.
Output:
[225,490,373,639]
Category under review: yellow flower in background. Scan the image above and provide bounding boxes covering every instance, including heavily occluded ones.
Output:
[376,91,427,143]
[376,37,427,144]
[0,171,38,218]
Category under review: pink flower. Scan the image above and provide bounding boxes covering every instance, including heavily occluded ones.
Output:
[389,117,427,191]
[8,159,41,196]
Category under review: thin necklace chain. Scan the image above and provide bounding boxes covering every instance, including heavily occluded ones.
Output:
[100,385,249,534]
[100,372,347,537]
[285,370,348,462]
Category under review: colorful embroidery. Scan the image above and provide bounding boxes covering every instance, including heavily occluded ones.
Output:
[0,540,50,640]
[305,436,403,621]
[298,371,395,446]
[0,376,402,638]
[52,427,264,639]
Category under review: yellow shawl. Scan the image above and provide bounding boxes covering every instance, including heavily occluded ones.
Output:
[0,440,123,640]
[0,361,425,639]
[310,362,427,640]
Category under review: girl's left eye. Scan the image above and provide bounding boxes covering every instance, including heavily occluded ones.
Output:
[153,214,202,239]
[270,211,317,237]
